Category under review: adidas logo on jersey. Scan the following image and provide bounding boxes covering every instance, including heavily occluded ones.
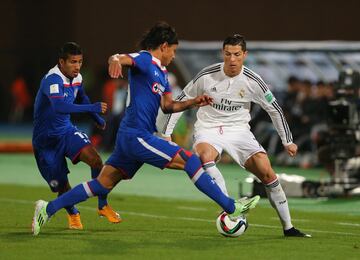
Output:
[210,87,217,92]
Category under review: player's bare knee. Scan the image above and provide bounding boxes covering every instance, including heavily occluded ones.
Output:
[199,151,214,163]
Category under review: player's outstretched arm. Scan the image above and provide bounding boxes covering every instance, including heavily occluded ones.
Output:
[76,87,107,129]
[160,93,213,114]
[51,98,107,114]
[108,54,133,78]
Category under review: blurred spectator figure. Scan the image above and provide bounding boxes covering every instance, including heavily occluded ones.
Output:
[283,76,301,124]
[98,78,128,151]
[284,76,301,109]
[9,76,32,123]
[253,76,301,157]
[310,81,334,144]
[274,78,315,167]
[168,72,182,97]
[298,80,316,132]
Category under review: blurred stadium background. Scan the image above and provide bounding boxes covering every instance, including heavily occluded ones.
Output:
[0,1,359,258]
[2,0,360,192]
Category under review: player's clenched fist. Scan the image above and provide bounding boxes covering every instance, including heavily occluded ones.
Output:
[195,95,213,107]
[108,55,123,78]
[285,143,298,157]
[100,102,108,114]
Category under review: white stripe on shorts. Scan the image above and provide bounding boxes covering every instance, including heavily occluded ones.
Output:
[82,182,94,197]
[137,137,172,161]
[191,168,204,183]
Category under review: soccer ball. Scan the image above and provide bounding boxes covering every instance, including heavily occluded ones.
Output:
[216,211,248,237]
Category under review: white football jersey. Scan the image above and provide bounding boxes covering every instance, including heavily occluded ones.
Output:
[158,62,293,145]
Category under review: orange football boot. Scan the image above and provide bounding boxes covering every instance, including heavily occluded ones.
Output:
[98,205,122,223]
[67,213,83,230]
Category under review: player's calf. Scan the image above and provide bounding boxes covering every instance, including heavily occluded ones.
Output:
[45,179,111,218]
[181,152,235,213]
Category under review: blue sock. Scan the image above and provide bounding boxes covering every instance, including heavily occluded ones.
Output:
[46,179,110,217]
[184,155,235,213]
[64,206,79,215]
[58,192,80,215]
[91,168,108,209]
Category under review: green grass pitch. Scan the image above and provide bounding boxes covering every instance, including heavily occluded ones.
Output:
[0,154,359,259]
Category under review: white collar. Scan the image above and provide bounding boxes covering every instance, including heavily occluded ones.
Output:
[151,56,167,71]
[152,56,161,67]
[47,65,82,84]
[139,50,167,71]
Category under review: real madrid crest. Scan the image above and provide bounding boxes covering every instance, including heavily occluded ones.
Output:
[239,89,245,98]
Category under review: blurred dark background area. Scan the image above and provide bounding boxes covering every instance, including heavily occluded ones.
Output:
[1,0,360,122]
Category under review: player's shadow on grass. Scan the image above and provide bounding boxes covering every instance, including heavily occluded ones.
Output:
[0,227,99,241]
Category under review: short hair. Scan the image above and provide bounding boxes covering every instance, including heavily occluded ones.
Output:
[139,22,178,50]
[59,42,82,60]
[223,34,246,51]
[288,75,300,84]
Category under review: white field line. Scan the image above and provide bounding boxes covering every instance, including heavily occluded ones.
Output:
[2,198,360,236]
[176,206,207,211]
[337,222,360,227]
[271,217,309,222]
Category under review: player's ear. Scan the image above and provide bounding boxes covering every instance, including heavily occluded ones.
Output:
[59,58,65,67]
[243,50,248,58]
[160,42,169,52]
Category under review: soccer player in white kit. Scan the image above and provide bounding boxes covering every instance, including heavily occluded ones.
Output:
[159,34,311,237]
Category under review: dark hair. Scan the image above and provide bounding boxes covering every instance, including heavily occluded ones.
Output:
[288,75,299,84]
[139,22,178,50]
[222,34,246,51]
[59,42,82,60]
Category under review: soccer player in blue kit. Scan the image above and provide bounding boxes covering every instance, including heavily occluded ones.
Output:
[32,42,121,230]
[32,23,260,235]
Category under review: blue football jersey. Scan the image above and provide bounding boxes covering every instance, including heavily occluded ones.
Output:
[33,65,83,141]
[120,51,172,133]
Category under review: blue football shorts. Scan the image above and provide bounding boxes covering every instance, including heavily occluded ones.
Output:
[106,130,182,179]
[33,126,91,192]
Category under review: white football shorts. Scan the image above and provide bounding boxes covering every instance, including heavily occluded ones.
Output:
[193,126,266,168]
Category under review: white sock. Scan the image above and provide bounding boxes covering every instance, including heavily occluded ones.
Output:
[203,161,229,196]
[265,178,293,230]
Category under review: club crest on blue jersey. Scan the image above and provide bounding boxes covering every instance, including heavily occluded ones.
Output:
[152,82,165,95]
[49,179,59,188]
